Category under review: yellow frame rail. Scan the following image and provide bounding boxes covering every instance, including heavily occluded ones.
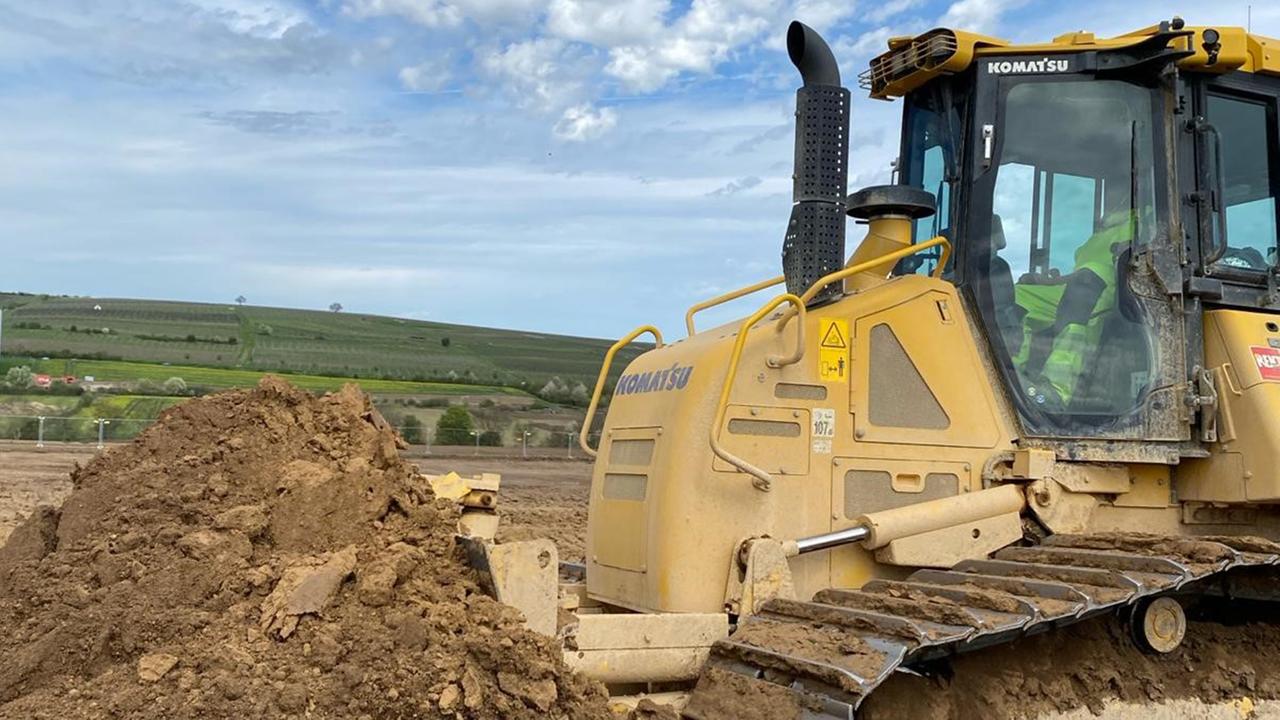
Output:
[685,275,786,336]
[579,325,664,458]
[777,235,952,333]
[710,293,806,492]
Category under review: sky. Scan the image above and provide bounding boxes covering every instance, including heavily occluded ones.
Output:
[0,0,1275,338]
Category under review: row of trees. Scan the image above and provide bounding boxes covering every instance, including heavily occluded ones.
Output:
[2,366,190,396]
[389,406,507,446]
[539,376,590,405]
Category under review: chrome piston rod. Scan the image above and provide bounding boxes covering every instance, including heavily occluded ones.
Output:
[793,525,870,555]
[790,485,1026,556]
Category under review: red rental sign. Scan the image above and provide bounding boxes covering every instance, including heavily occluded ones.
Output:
[1251,346,1280,381]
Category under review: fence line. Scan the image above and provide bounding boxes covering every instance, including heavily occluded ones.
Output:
[0,414,598,457]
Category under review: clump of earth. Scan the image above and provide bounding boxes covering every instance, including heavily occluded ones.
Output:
[0,378,611,720]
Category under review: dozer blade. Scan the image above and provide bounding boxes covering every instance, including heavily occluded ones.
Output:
[683,533,1280,719]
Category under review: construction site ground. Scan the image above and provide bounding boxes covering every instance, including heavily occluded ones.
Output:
[4,422,1280,719]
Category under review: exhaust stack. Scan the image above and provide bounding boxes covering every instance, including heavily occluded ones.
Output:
[782,21,850,305]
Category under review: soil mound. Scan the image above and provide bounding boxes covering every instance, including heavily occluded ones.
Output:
[0,378,610,720]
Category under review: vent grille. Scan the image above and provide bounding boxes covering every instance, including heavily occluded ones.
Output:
[603,473,648,501]
[859,30,959,94]
[608,438,655,466]
[727,418,802,437]
[775,382,828,401]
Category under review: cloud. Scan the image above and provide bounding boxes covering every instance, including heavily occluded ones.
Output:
[187,0,310,38]
[864,0,924,24]
[340,0,544,28]
[199,110,336,135]
[480,37,590,110]
[940,0,1025,34]
[708,175,762,196]
[553,103,618,141]
[603,2,774,93]
[545,0,667,46]
[398,56,452,91]
[731,123,791,155]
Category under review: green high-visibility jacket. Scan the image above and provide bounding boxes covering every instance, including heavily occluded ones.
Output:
[1012,214,1134,404]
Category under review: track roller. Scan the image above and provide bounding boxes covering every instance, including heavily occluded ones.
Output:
[1129,596,1187,654]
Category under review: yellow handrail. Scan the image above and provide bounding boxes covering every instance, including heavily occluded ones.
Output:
[778,235,953,333]
[685,274,786,336]
[579,325,664,458]
[710,293,806,492]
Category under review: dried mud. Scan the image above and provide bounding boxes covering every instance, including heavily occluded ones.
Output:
[0,378,611,720]
[859,600,1280,720]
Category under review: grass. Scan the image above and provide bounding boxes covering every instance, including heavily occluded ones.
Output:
[0,293,647,391]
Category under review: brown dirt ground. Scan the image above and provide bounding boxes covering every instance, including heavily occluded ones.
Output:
[0,380,610,720]
[0,445,85,544]
[8,429,1280,719]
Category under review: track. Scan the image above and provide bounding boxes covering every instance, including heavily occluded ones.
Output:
[682,533,1280,720]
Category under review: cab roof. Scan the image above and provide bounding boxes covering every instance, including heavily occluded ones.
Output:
[863,20,1280,99]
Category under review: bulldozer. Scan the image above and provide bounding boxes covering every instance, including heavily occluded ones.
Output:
[455,15,1280,718]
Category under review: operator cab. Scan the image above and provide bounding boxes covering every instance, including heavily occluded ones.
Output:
[881,20,1280,449]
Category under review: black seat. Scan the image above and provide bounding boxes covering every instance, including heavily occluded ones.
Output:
[987,215,1025,354]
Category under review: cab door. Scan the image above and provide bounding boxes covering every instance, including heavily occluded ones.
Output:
[962,62,1190,446]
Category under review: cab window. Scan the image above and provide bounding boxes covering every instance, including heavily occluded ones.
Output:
[1205,92,1280,272]
[976,78,1160,435]
[899,82,963,276]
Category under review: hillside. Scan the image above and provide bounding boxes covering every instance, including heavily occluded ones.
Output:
[0,293,647,392]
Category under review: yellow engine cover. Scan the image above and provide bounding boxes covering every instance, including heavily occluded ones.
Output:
[584,274,1017,613]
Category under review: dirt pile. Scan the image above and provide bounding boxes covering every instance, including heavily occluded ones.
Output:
[858,601,1280,720]
[0,378,611,720]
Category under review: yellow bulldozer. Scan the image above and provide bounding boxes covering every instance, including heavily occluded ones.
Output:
[453,16,1280,718]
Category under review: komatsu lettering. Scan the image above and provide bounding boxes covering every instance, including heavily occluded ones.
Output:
[987,57,1070,74]
[614,364,694,396]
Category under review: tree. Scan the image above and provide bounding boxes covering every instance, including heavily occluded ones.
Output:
[435,406,475,445]
[162,377,188,395]
[400,415,424,445]
[569,382,590,405]
[441,337,451,348]
[329,302,343,313]
[539,376,570,402]
[4,366,33,388]
[478,430,503,447]
[235,295,246,305]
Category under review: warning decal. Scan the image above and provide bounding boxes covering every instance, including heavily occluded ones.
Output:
[818,318,850,383]
[820,322,847,349]
[1252,345,1280,381]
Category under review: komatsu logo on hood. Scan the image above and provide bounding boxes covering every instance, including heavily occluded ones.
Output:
[987,58,1070,75]
[614,364,694,396]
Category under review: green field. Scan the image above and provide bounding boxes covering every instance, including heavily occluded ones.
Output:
[0,293,647,392]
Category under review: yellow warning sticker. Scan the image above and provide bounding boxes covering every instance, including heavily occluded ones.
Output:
[818,318,849,382]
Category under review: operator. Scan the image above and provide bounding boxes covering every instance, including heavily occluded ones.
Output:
[1012,210,1136,409]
